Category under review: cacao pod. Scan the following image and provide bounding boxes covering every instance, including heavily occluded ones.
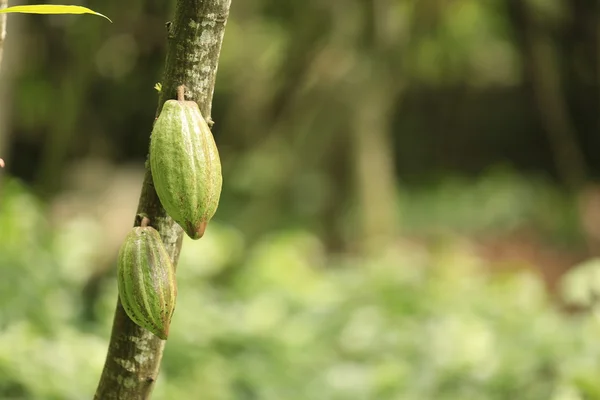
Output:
[150,99,222,239]
[117,226,177,340]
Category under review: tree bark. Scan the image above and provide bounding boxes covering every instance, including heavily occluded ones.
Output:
[94,1,231,399]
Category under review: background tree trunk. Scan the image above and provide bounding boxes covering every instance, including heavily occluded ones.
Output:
[352,0,401,253]
[507,0,588,191]
[94,1,232,399]
[0,0,8,179]
[0,0,6,72]
[352,83,399,252]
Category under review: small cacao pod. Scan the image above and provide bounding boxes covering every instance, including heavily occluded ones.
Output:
[117,226,177,340]
[150,99,222,239]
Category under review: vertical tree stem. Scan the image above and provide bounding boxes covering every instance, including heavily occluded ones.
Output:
[0,0,7,171]
[0,0,7,73]
[94,1,231,399]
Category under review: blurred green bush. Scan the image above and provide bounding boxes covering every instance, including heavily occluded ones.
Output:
[397,167,582,244]
[0,177,599,400]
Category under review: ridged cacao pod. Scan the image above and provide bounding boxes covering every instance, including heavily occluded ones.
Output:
[150,99,222,239]
[117,226,177,340]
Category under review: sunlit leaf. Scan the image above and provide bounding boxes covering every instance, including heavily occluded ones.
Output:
[0,5,112,23]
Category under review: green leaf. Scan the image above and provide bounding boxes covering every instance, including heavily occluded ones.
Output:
[0,5,112,23]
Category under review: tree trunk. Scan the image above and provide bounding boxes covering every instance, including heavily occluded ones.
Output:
[352,0,400,253]
[507,0,588,190]
[0,0,7,173]
[352,82,399,253]
[94,1,232,399]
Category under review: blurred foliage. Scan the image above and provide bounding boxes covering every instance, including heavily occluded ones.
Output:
[561,259,600,308]
[1,0,600,398]
[398,166,583,244]
[1,178,599,400]
[3,0,599,196]
[2,0,598,250]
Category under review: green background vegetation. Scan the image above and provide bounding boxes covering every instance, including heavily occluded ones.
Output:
[1,0,600,399]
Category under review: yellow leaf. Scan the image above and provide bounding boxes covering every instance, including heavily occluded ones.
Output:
[0,5,112,23]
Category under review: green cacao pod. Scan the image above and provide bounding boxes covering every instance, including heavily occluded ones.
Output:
[150,99,222,239]
[117,226,177,340]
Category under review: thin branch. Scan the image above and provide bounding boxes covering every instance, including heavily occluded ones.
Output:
[94,1,232,399]
[0,0,6,73]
